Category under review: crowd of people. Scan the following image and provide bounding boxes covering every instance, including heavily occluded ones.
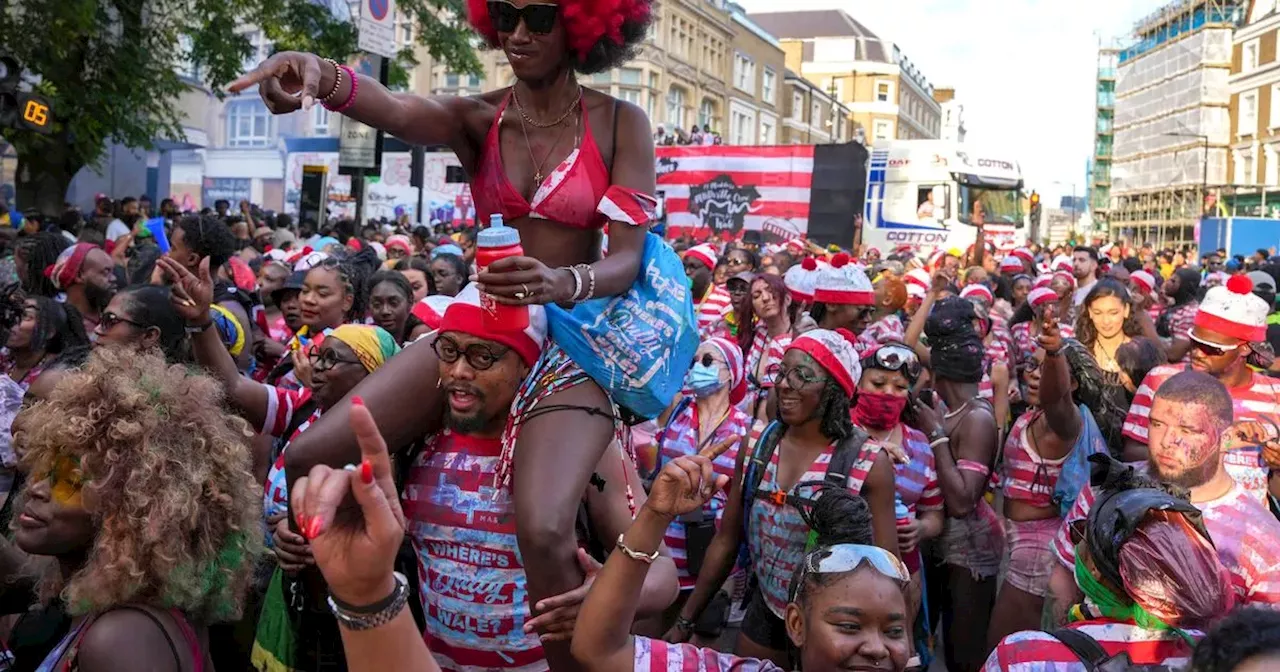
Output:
[2,0,1280,670]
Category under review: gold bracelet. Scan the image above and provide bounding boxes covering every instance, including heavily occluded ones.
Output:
[320,58,343,104]
[615,533,659,564]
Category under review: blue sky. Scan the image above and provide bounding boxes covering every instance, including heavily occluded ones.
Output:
[735,0,1158,210]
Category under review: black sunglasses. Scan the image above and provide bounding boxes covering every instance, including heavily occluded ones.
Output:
[100,310,146,331]
[487,0,558,34]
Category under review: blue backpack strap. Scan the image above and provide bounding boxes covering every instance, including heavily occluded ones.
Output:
[738,421,784,566]
[645,396,693,482]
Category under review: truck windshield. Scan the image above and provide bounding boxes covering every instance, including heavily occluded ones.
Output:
[959,186,1022,225]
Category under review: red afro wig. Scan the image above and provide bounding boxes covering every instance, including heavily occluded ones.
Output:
[467,0,654,74]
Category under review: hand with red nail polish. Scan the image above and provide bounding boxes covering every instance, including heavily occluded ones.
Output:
[290,400,406,607]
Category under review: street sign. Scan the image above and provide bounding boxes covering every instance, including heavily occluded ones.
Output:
[359,0,397,58]
[339,116,379,171]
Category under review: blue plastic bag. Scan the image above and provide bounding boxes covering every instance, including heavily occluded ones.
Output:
[1052,404,1109,517]
[546,232,698,420]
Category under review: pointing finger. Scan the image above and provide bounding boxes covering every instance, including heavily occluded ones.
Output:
[699,436,737,461]
[349,398,406,529]
[227,64,276,94]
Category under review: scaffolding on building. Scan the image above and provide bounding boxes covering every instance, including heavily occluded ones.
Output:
[1106,0,1243,248]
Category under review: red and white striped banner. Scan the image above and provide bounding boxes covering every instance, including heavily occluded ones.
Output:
[657,145,813,243]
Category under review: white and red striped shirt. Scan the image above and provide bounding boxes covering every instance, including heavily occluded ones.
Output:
[1001,410,1067,509]
[259,384,320,523]
[634,637,780,671]
[697,285,732,337]
[747,430,882,616]
[743,324,791,414]
[1011,320,1075,372]
[982,620,1200,671]
[1053,471,1280,608]
[1121,364,1280,500]
[1162,301,1198,363]
[401,431,546,672]
[979,332,1015,401]
[858,314,905,352]
[888,426,943,573]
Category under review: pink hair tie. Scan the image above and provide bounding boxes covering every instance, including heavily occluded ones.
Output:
[956,459,991,477]
[324,65,359,113]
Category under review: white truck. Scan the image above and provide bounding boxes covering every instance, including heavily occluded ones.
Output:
[862,140,1026,254]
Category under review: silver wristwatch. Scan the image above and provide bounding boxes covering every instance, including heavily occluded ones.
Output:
[327,572,410,631]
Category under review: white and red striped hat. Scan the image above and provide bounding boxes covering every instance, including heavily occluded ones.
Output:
[1012,248,1035,267]
[1130,270,1156,295]
[1195,275,1269,342]
[904,268,931,301]
[787,328,862,396]
[439,285,547,366]
[684,244,719,273]
[785,238,806,254]
[1028,286,1058,308]
[960,284,994,305]
[1053,270,1076,289]
[411,295,456,331]
[1033,274,1053,289]
[814,253,875,305]
[705,336,747,405]
[784,257,824,302]
[999,256,1024,274]
[1052,255,1073,273]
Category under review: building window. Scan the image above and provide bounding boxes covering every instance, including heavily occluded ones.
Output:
[649,72,660,89]
[731,109,752,145]
[1272,84,1280,128]
[698,99,715,129]
[176,35,201,80]
[1244,39,1260,73]
[1241,91,1258,136]
[873,119,893,142]
[397,17,414,46]
[811,101,821,127]
[791,91,804,120]
[645,91,657,120]
[1244,152,1257,185]
[762,68,776,105]
[876,80,892,103]
[760,118,775,144]
[312,105,330,135]
[242,30,272,74]
[226,99,274,147]
[619,88,642,105]
[620,68,642,85]
[734,52,755,93]
[667,86,686,128]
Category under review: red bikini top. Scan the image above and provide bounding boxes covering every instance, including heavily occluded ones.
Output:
[471,92,613,230]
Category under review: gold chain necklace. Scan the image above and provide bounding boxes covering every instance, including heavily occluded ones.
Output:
[516,105,579,189]
[511,84,583,128]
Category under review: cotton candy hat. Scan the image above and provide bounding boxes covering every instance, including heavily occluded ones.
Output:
[1028,286,1058,308]
[1011,248,1035,267]
[784,257,823,302]
[1033,274,1053,289]
[438,284,547,366]
[705,335,747,405]
[684,243,718,272]
[960,284,994,305]
[814,253,875,305]
[787,328,862,396]
[999,256,1024,274]
[411,294,456,331]
[1052,255,1073,273]
[1130,270,1157,295]
[1195,275,1269,343]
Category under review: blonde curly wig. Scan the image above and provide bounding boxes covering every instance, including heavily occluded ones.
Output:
[13,346,263,621]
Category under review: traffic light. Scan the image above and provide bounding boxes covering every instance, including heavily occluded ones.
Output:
[1027,191,1041,230]
[0,54,54,135]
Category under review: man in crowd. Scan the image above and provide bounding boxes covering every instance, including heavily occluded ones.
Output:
[1071,245,1099,306]
[683,243,730,336]
[105,196,139,244]
[1047,371,1280,620]
[167,214,254,369]
[1120,275,1280,500]
[50,242,116,335]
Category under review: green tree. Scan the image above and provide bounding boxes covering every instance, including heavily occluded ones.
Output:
[0,0,481,214]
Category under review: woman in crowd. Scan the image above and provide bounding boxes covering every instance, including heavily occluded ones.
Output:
[853,342,943,635]
[739,274,792,419]
[0,346,261,670]
[809,254,877,341]
[910,296,1001,672]
[258,260,294,340]
[393,256,436,302]
[1191,607,1280,671]
[427,253,467,299]
[987,313,1083,649]
[384,234,413,266]
[986,456,1236,670]
[13,232,69,299]
[1157,267,1201,363]
[860,275,907,350]
[367,270,431,345]
[670,328,898,667]
[2,294,88,391]
[712,272,755,340]
[638,335,750,637]
[1074,278,1154,375]
[1010,287,1076,373]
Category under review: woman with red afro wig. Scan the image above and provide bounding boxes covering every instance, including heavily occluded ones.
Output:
[229,3,679,671]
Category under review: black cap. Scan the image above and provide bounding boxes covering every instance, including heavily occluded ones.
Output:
[270,270,306,305]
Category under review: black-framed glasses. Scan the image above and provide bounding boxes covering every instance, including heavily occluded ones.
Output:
[487,0,559,34]
[99,311,146,331]
[432,334,511,371]
[309,348,363,372]
[775,364,825,390]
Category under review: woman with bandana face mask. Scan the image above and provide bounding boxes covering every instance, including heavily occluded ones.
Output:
[638,336,752,638]
[853,342,944,654]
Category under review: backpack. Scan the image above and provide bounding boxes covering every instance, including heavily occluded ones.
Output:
[1048,628,1181,671]
[1052,404,1109,517]
[739,421,871,563]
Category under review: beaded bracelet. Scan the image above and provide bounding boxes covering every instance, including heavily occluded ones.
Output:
[323,64,359,113]
[318,59,343,105]
[577,263,596,301]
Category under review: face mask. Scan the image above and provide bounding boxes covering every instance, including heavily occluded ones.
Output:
[852,391,908,431]
[686,361,725,397]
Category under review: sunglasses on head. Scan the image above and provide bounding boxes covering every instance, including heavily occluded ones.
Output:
[789,543,910,601]
[864,343,920,382]
[487,0,559,34]
[1189,333,1240,357]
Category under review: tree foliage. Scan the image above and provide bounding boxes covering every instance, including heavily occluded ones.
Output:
[0,0,482,213]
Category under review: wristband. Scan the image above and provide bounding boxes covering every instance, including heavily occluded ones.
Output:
[185,321,214,334]
[328,572,409,631]
[615,533,659,564]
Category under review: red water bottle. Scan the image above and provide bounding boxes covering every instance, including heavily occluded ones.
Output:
[475,213,530,332]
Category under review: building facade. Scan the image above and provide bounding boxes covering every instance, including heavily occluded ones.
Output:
[1091,45,1117,225]
[780,70,853,144]
[748,9,941,146]
[933,87,966,142]
[726,3,786,145]
[1226,0,1280,216]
